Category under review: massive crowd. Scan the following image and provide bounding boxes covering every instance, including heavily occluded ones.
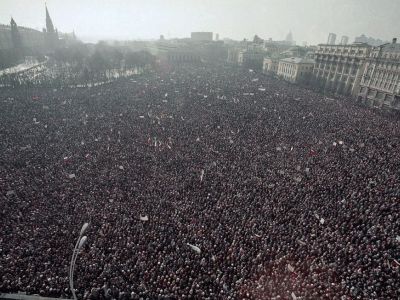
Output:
[0,64,399,299]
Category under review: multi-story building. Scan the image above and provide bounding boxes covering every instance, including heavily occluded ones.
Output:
[279,46,309,59]
[354,34,388,47]
[238,46,266,71]
[277,57,314,84]
[327,33,337,45]
[227,47,241,65]
[285,31,295,46]
[263,44,315,76]
[340,36,349,45]
[263,57,279,75]
[358,38,400,111]
[263,38,292,54]
[312,43,371,96]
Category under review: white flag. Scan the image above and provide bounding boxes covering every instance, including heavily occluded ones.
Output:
[139,215,149,221]
[200,169,205,182]
[287,264,295,272]
[187,243,201,254]
[6,190,15,196]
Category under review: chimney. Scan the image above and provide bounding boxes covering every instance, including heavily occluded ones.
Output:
[393,38,397,44]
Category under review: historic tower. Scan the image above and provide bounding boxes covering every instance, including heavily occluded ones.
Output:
[10,18,22,49]
[45,5,58,49]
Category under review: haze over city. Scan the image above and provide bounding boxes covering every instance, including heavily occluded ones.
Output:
[0,0,399,43]
[1,0,400,299]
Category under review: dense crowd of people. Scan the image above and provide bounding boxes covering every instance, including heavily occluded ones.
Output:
[1,63,399,299]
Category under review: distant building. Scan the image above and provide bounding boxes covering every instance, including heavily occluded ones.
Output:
[277,57,314,83]
[263,57,279,75]
[253,34,264,45]
[0,23,44,51]
[237,45,266,70]
[10,18,22,50]
[312,43,371,96]
[153,42,201,64]
[44,5,58,50]
[358,38,400,111]
[0,19,47,68]
[285,31,294,46]
[279,46,309,59]
[151,38,226,65]
[354,34,388,46]
[227,47,241,65]
[263,39,292,55]
[196,41,227,62]
[215,33,219,41]
[166,51,201,63]
[340,36,349,45]
[191,32,213,41]
[327,33,337,45]
[0,4,61,56]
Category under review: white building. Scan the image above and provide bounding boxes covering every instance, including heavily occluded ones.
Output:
[277,57,315,83]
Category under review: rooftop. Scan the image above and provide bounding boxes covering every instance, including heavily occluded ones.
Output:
[280,57,315,64]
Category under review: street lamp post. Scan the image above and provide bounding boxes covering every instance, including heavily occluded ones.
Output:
[69,223,89,300]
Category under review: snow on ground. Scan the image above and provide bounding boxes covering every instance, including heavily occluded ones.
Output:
[0,58,45,76]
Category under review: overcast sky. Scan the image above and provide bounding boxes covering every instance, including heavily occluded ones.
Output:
[0,0,399,44]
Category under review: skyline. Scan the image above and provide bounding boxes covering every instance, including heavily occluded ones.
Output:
[0,0,399,44]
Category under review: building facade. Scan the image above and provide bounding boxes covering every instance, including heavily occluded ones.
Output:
[277,57,314,83]
[340,36,349,45]
[0,24,44,51]
[357,38,400,111]
[354,34,388,47]
[312,43,371,96]
[327,33,337,45]
[263,57,279,75]
[227,47,241,65]
[237,47,265,71]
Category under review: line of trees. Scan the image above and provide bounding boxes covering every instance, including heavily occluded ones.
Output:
[53,42,155,73]
[46,41,157,85]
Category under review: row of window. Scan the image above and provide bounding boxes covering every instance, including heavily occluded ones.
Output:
[371,53,400,60]
[317,48,366,55]
[370,80,399,92]
[374,63,400,71]
[315,64,357,75]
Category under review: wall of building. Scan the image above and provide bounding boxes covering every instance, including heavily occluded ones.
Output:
[277,58,314,83]
[263,58,279,74]
[0,24,45,51]
[358,39,400,110]
[312,43,371,96]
